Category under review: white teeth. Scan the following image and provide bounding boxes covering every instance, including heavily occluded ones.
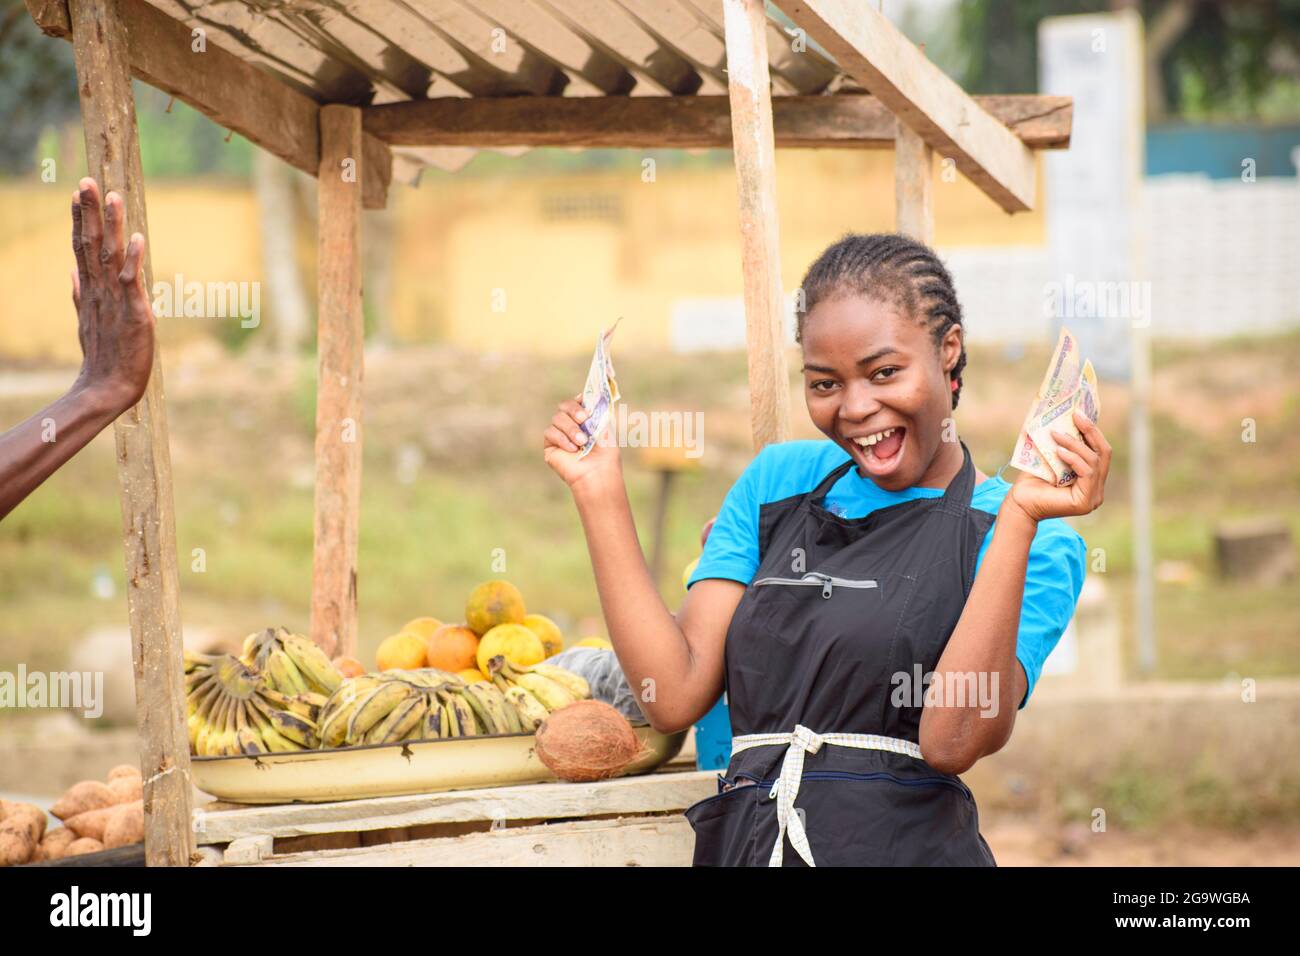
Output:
[852,427,897,448]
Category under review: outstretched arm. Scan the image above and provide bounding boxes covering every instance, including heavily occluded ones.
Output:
[0,179,155,521]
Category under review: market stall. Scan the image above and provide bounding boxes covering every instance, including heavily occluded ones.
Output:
[23,0,1072,866]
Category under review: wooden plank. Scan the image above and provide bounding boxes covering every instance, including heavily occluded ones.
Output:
[310,105,366,660]
[362,93,1072,150]
[723,0,790,450]
[894,122,933,244]
[195,770,720,844]
[239,816,697,866]
[771,0,1038,212]
[65,0,192,869]
[26,0,392,209]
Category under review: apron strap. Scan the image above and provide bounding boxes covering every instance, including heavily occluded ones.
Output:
[806,459,858,509]
[940,439,977,506]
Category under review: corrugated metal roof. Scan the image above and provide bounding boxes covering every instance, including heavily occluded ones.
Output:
[142,0,854,179]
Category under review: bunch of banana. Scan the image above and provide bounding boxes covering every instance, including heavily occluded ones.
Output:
[185,654,315,756]
[487,656,592,731]
[241,626,343,697]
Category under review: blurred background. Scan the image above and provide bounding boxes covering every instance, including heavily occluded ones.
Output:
[0,0,1297,864]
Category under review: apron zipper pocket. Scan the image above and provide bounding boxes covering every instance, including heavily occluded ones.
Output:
[753,571,879,599]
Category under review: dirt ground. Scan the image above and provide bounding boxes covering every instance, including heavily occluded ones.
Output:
[983,816,1300,866]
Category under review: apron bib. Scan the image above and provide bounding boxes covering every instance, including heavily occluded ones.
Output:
[684,440,998,866]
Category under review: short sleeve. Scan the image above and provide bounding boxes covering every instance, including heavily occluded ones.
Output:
[1014,518,1087,710]
[686,446,771,588]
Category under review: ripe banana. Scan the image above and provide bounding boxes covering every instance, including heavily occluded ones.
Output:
[346,681,413,743]
[258,687,324,721]
[437,688,479,737]
[251,695,320,748]
[457,684,501,735]
[529,664,591,700]
[365,695,428,745]
[265,647,310,695]
[424,701,444,739]
[513,672,576,711]
[493,675,549,730]
[280,632,343,695]
[245,702,304,752]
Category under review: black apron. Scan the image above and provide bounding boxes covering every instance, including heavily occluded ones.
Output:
[684,440,998,866]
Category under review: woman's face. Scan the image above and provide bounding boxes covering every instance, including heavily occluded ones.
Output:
[801,294,962,492]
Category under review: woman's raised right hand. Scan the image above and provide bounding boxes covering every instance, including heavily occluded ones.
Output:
[543,395,623,494]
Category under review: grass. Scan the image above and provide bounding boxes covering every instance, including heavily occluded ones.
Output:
[0,331,1297,685]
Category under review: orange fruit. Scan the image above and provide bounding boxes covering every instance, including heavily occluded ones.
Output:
[376,632,428,671]
[425,624,479,672]
[465,581,526,636]
[476,623,545,678]
[457,668,488,684]
[522,613,564,657]
[401,617,443,642]
[575,636,613,651]
[331,656,366,679]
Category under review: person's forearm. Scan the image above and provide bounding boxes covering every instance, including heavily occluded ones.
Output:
[0,385,123,520]
[919,502,1038,771]
[571,477,699,728]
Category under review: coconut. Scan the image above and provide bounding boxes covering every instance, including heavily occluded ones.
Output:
[534,700,648,782]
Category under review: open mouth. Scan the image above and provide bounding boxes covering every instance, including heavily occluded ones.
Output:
[846,426,906,475]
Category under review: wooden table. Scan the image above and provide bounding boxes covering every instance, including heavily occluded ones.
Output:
[195,767,719,867]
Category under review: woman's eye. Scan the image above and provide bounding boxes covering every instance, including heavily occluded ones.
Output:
[872,366,899,381]
[810,380,837,393]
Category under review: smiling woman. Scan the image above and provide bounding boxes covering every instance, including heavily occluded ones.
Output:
[542,231,1111,867]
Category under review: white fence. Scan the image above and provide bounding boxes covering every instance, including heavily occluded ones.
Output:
[670,173,1300,352]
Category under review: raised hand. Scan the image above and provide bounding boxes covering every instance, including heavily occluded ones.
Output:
[1005,409,1111,522]
[543,394,623,495]
[70,177,155,411]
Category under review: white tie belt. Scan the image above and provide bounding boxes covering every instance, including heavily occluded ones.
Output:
[729,725,926,867]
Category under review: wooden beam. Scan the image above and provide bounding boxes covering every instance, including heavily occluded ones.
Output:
[65,0,193,868]
[894,122,933,244]
[311,105,366,660]
[723,0,790,450]
[362,93,1072,150]
[25,0,392,209]
[770,0,1038,212]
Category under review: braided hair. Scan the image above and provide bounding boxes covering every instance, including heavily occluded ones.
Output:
[797,233,967,410]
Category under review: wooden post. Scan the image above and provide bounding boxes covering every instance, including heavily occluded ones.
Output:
[895,123,934,245]
[310,105,365,660]
[67,0,193,867]
[723,0,791,450]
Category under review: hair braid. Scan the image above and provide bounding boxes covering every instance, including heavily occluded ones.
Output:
[797,233,967,409]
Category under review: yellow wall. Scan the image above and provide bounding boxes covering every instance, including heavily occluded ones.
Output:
[1,151,1044,362]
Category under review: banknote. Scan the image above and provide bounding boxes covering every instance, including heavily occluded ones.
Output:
[578,319,621,458]
[1011,327,1101,486]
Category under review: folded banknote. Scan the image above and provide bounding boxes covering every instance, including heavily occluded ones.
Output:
[1010,327,1101,486]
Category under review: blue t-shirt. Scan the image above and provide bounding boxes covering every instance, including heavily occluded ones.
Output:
[687,440,1087,710]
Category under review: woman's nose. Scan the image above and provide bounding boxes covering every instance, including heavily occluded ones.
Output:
[838,381,880,422]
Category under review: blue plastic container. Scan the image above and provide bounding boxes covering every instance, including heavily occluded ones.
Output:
[693,693,732,771]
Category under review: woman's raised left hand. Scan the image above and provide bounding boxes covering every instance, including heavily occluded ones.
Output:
[1005,409,1111,522]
